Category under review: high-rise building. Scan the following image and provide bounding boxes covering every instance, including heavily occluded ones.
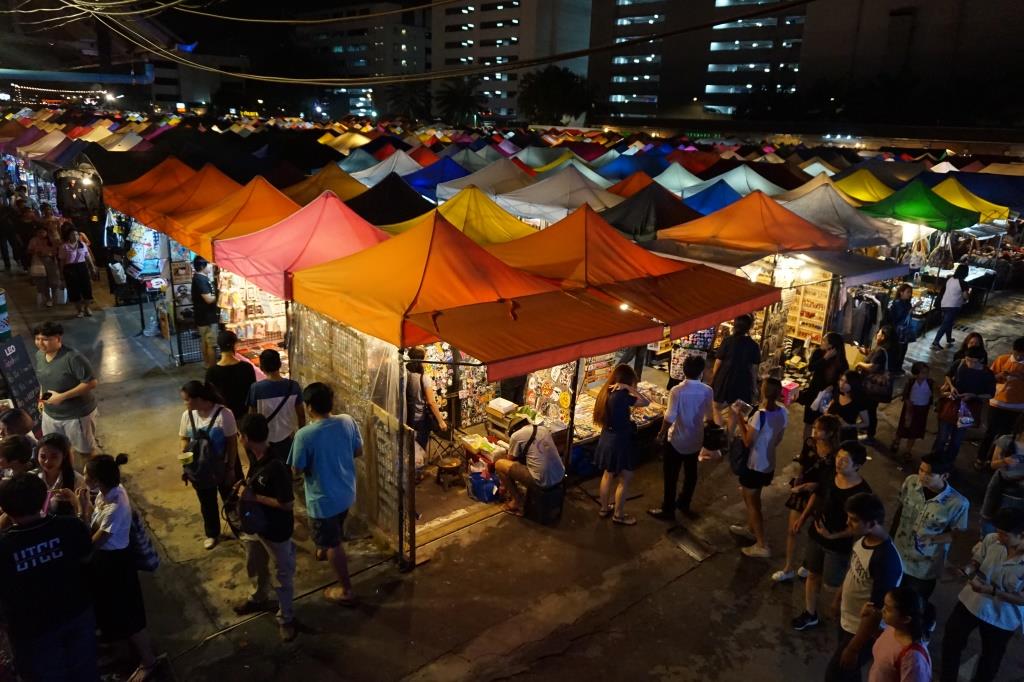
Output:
[293,2,431,117]
[431,0,592,120]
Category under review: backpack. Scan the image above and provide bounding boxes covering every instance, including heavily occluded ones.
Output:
[128,508,160,572]
[182,407,226,488]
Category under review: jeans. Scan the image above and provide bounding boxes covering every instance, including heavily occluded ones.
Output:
[195,486,222,539]
[865,399,879,439]
[824,625,874,682]
[940,601,1015,682]
[933,307,959,346]
[976,406,1022,463]
[901,573,937,601]
[10,607,98,682]
[662,443,699,512]
[933,420,966,461]
[244,535,296,624]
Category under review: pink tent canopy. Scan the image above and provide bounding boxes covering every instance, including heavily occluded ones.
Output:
[212,190,389,300]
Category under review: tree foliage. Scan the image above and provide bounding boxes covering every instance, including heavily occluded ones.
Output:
[379,82,432,122]
[434,77,485,126]
[517,66,598,124]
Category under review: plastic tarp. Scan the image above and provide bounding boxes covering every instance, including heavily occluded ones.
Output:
[338,148,379,172]
[608,171,655,198]
[163,176,299,260]
[494,165,625,222]
[599,182,701,242]
[834,169,896,203]
[774,173,862,206]
[684,165,785,198]
[436,158,533,201]
[795,251,909,287]
[781,185,899,248]
[932,178,1010,223]
[103,157,197,215]
[653,163,704,195]
[134,164,242,229]
[292,212,665,379]
[350,149,422,187]
[345,172,434,224]
[403,157,470,201]
[859,180,980,231]
[213,191,389,299]
[657,191,847,252]
[682,180,742,215]
[379,187,536,244]
[484,205,780,339]
[283,163,367,205]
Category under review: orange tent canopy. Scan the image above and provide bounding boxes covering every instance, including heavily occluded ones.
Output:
[164,176,299,260]
[408,146,441,167]
[485,206,779,337]
[104,157,196,214]
[133,164,241,228]
[656,191,847,252]
[283,163,366,205]
[608,171,654,198]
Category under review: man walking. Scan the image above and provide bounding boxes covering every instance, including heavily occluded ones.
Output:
[288,383,361,606]
[235,414,297,642]
[33,321,98,465]
[191,256,220,368]
[649,355,716,521]
[892,454,969,601]
[825,493,903,682]
[247,349,305,461]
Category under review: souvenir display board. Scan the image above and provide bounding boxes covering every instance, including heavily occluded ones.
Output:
[667,327,717,381]
[124,219,164,278]
[419,343,496,430]
[785,272,830,346]
[217,271,288,370]
[526,362,576,425]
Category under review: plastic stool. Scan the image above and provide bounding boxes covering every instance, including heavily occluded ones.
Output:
[523,480,565,525]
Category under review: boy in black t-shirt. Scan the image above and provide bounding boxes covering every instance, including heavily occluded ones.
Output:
[234,414,297,642]
[0,474,97,681]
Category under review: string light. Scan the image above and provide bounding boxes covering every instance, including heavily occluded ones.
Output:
[12,83,109,96]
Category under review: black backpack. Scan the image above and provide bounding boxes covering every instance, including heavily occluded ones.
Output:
[183,406,227,488]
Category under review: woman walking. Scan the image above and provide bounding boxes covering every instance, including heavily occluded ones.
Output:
[711,314,761,437]
[593,364,650,526]
[931,263,970,351]
[730,377,788,558]
[25,224,61,308]
[856,325,896,443]
[57,226,95,317]
[888,283,914,372]
[800,332,848,440]
[867,587,934,682]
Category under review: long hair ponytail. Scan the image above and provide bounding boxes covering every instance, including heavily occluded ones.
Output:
[593,364,638,428]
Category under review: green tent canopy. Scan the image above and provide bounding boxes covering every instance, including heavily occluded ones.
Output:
[859,180,980,231]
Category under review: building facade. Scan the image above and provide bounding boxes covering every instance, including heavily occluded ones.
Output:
[431,0,592,120]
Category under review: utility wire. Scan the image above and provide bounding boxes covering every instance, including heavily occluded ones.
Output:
[175,0,466,24]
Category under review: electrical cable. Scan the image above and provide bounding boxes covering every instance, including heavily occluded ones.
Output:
[174,0,466,24]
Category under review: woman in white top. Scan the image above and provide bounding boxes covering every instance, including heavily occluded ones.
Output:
[931,262,970,350]
[86,454,162,682]
[35,433,87,517]
[730,377,788,558]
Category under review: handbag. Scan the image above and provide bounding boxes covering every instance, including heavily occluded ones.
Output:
[28,257,46,278]
[703,422,726,451]
[128,508,160,572]
[936,396,960,425]
[728,410,765,475]
[862,349,894,403]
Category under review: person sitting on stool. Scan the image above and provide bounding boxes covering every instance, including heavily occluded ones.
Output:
[495,414,565,516]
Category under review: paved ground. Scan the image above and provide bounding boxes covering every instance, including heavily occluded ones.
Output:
[3,269,1023,682]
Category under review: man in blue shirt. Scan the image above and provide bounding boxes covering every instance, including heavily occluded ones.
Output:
[288,382,361,606]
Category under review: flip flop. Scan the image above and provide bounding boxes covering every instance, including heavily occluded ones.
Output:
[598,505,614,519]
[324,586,358,607]
[612,514,638,526]
[502,503,524,517]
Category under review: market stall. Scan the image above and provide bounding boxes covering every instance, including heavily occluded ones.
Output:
[378,186,537,244]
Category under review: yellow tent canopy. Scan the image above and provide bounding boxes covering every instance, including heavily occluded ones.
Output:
[932,177,1009,224]
[283,163,367,205]
[379,186,536,244]
[834,169,895,203]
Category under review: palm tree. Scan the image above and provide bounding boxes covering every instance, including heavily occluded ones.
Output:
[379,82,432,123]
[434,76,485,126]
[517,66,598,124]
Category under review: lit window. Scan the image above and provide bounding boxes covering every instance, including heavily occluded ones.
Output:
[616,0,663,4]
[612,55,661,64]
[784,15,805,25]
[707,63,770,72]
[782,38,803,48]
[715,0,777,5]
[709,40,773,51]
[713,17,777,29]
[704,84,749,94]
[608,93,658,103]
[615,15,664,26]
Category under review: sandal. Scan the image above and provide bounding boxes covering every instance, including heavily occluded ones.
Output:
[598,505,614,519]
[502,502,524,517]
[612,514,638,526]
[324,586,358,607]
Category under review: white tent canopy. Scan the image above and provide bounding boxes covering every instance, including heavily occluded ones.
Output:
[350,149,423,187]
[773,173,860,205]
[494,165,624,222]
[514,146,574,168]
[781,184,900,248]
[682,165,785,198]
[535,158,614,188]
[446,147,493,172]
[929,161,959,174]
[589,149,621,169]
[800,161,836,177]
[653,163,704,195]
[436,158,534,201]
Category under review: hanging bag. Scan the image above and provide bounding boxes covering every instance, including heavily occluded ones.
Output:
[862,349,894,403]
[728,410,766,475]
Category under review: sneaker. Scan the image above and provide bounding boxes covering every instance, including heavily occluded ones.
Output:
[771,569,796,582]
[791,611,820,631]
[729,524,755,540]
[741,544,771,558]
[929,344,943,351]
[203,537,218,550]
[278,621,297,642]
[646,508,675,521]
[797,566,810,579]
[233,599,273,616]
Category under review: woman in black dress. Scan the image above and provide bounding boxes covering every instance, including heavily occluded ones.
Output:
[827,370,870,442]
[711,314,761,436]
[593,364,650,526]
[801,332,849,440]
[856,325,896,443]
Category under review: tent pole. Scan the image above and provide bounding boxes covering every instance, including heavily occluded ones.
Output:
[396,347,414,571]
[562,358,583,464]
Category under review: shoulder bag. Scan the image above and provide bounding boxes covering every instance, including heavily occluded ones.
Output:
[728,410,766,475]
[862,349,894,403]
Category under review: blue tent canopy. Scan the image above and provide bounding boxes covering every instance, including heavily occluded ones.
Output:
[597,153,671,180]
[682,180,742,215]
[403,157,470,201]
[338,148,379,173]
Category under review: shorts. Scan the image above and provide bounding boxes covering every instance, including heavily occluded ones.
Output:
[804,538,850,588]
[506,461,535,487]
[41,409,97,455]
[197,324,218,348]
[738,467,774,490]
[311,509,349,549]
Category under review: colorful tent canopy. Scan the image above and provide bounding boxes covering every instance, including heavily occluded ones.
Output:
[535,158,613,188]
[379,186,536,244]
[134,164,242,229]
[781,185,898,248]
[653,163,704,195]
[932,178,1009,224]
[681,180,742,215]
[589,149,621,169]
[350,149,422,187]
[657,191,847,252]
[947,173,1024,211]
[213,191,388,299]
[599,182,701,242]
[494,165,624,222]
[597,153,671,180]
[103,157,197,215]
[283,163,367,205]
[345,172,434,224]
[436,158,533,201]
[859,180,980,231]
[338,148,378,172]
[834,169,896,203]
[514,146,574,169]
[685,165,785,198]
[608,171,654,198]
[835,159,925,187]
[408,145,440,166]
[447,147,491,172]
[774,173,861,206]
[928,161,959,174]
[403,157,470,201]
[163,176,299,260]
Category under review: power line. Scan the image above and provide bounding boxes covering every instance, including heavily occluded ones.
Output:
[174,0,465,25]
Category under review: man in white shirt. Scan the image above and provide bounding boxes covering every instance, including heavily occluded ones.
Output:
[650,355,716,521]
